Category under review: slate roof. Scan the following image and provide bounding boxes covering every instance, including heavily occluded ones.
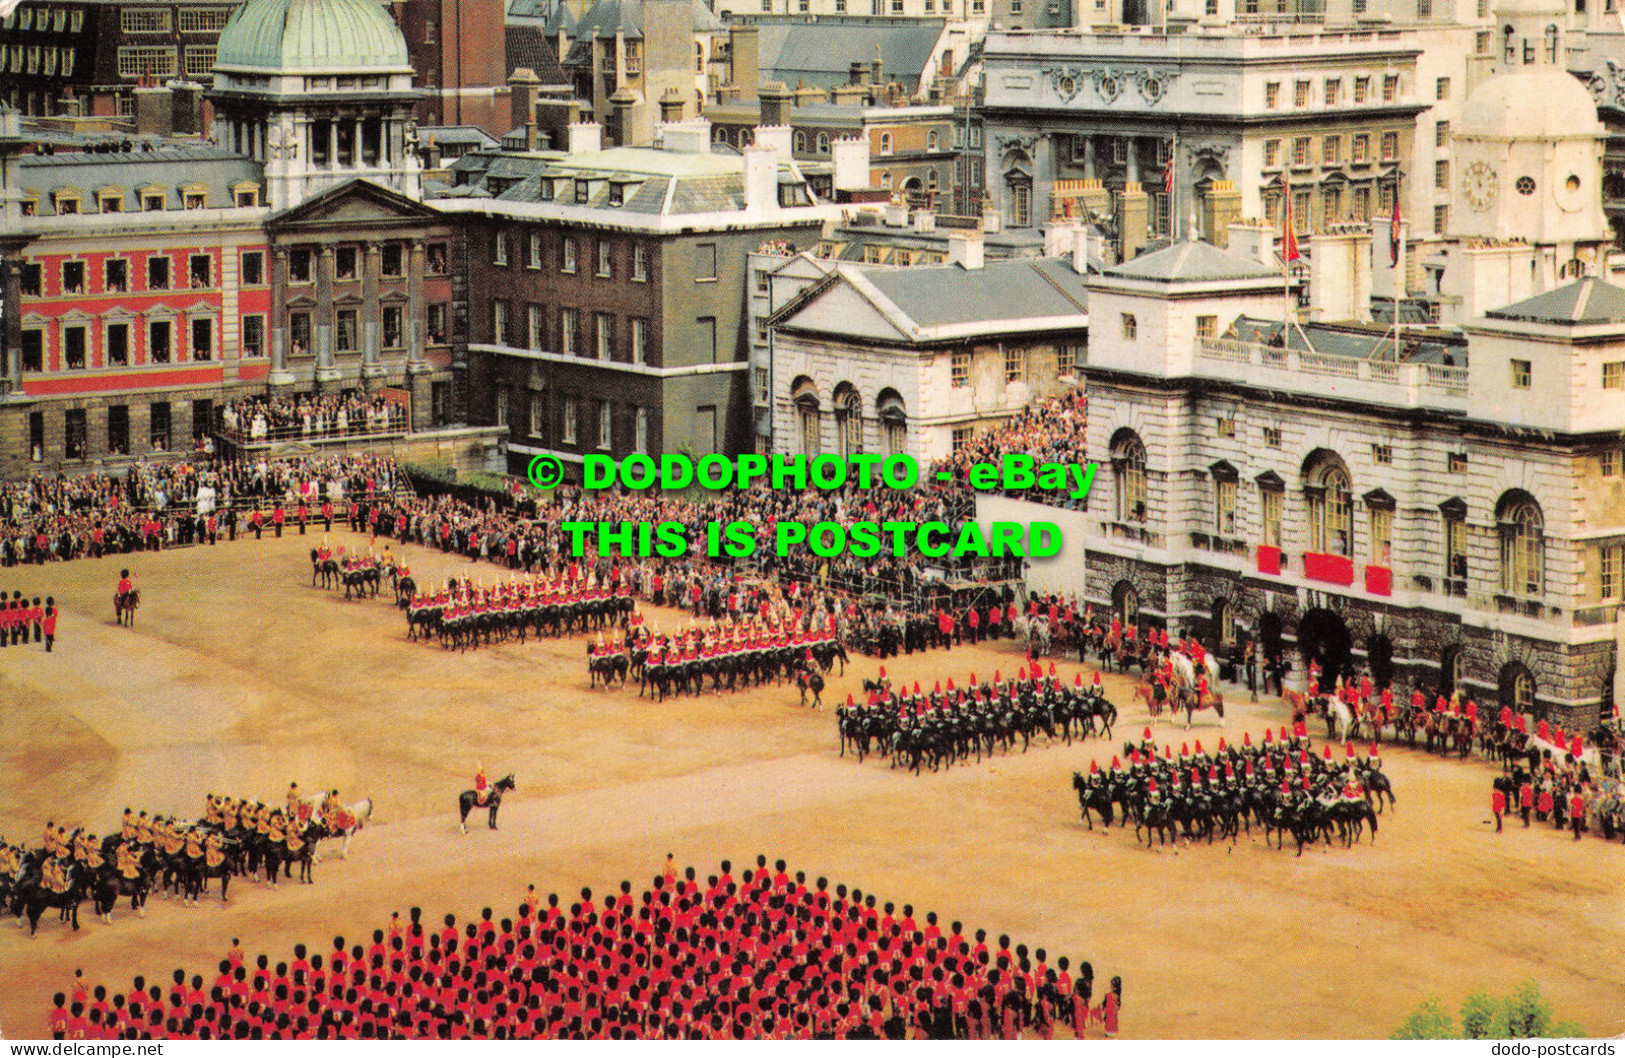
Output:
[754,20,945,93]
[1226,317,1466,367]
[560,0,720,58]
[859,257,1088,331]
[1104,237,1280,283]
[17,146,264,213]
[1484,278,1625,326]
[505,25,570,83]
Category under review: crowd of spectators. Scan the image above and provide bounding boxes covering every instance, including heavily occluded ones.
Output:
[51,856,1118,1039]
[929,391,1090,510]
[218,395,408,444]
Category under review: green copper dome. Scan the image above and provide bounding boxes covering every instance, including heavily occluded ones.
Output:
[215,0,411,73]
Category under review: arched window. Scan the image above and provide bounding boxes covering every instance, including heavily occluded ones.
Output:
[713,125,728,143]
[1113,580,1139,628]
[793,130,807,153]
[1503,24,1516,64]
[695,42,705,73]
[1544,23,1558,63]
[1499,661,1539,719]
[833,384,862,458]
[791,377,821,456]
[1305,454,1354,556]
[880,172,893,191]
[1112,430,1148,523]
[927,131,939,150]
[817,132,829,154]
[927,168,938,192]
[1498,493,1544,597]
[1212,598,1234,647]
[879,132,893,155]
[877,389,907,456]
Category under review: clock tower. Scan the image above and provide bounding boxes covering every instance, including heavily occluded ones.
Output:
[1449,0,1608,249]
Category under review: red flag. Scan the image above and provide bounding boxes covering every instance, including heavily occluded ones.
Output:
[1162,152,1174,196]
[1389,181,1402,267]
[1282,176,1301,264]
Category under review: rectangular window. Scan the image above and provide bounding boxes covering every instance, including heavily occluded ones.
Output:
[1448,452,1469,473]
[179,7,232,32]
[242,315,265,358]
[529,392,545,438]
[117,45,176,77]
[560,308,577,356]
[1435,121,1450,149]
[105,258,128,293]
[1292,137,1310,167]
[1216,416,1235,438]
[189,254,212,289]
[1436,77,1450,100]
[1196,315,1218,339]
[595,313,612,360]
[632,243,648,282]
[951,349,969,387]
[755,315,769,343]
[561,239,576,274]
[191,317,212,360]
[1121,313,1137,339]
[1370,508,1393,565]
[1352,135,1370,164]
[755,367,769,405]
[1369,443,1392,465]
[183,45,215,76]
[21,263,42,296]
[149,401,170,450]
[1261,487,1283,548]
[1602,544,1623,602]
[1603,450,1623,477]
[1444,515,1467,587]
[495,389,508,429]
[1383,74,1399,102]
[562,396,578,444]
[631,318,648,364]
[1265,82,1280,109]
[1511,358,1532,388]
[694,243,717,281]
[1293,80,1310,108]
[382,305,404,348]
[1381,132,1399,162]
[288,249,312,283]
[528,232,543,270]
[1324,79,1341,107]
[108,405,129,455]
[1602,361,1623,389]
[755,268,770,295]
[1354,76,1370,103]
[288,312,311,356]
[121,8,172,32]
[635,408,649,453]
[527,305,545,350]
[192,400,212,443]
[30,412,44,461]
[597,240,612,278]
[598,401,612,450]
[952,427,973,454]
[493,300,510,345]
[64,409,87,460]
[107,322,130,366]
[493,231,508,266]
[1323,136,1342,165]
[1214,478,1236,536]
[1004,345,1024,383]
[698,316,718,363]
[149,320,172,363]
[63,260,85,294]
[1264,140,1281,168]
[1263,426,1282,448]
[63,325,86,369]
[1434,204,1449,234]
[1435,160,1450,190]
[380,244,403,277]
[427,303,448,344]
[241,251,264,285]
[335,309,358,352]
[431,381,450,425]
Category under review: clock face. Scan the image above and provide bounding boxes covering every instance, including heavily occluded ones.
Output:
[1462,161,1498,213]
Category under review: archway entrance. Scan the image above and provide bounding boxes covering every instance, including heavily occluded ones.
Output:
[1112,580,1140,629]
[1258,611,1284,660]
[1366,633,1394,691]
[1297,608,1352,693]
[1439,644,1465,700]
[1498,661,1539,720]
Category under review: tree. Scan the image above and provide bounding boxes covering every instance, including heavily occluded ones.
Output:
[1392,981,1587,1040]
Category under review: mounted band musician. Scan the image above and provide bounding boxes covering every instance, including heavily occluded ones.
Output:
[114,569,140,627]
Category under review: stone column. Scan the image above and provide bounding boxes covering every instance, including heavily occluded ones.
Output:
[407,240,427,369]
[316,245,339,385]
[269,247,295,385]
[1124,137,1139,185]
[362,242,383,379]
[1082,137,1096,181]
[1,257,23,395]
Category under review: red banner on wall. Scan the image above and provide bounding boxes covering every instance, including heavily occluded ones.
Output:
[1303,552,1355,586]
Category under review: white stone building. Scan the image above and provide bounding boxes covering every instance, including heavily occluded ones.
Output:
[766,230,1088,461]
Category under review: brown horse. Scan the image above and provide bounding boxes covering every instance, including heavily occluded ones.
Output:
[114,589,140,627]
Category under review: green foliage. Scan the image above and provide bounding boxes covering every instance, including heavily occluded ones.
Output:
[1393,981,1586,1040]
[1392,997,1456,1040]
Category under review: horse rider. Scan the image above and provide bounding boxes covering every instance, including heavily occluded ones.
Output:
[474,764,490,807]
[41,853,70,895]
[184,826,205,864]
[204,830,227,869]
[286,782,303,820]
[116,841,142,881]
[116,569,134,602]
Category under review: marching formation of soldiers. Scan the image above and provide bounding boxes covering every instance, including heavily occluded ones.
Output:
[53,854,1121,1039]
[1,590,58,651]
[407,575,637,650]
[836,664,1119,773]
[628,613,846,699]
[1071,727,1395,854]
[3,788,351,935]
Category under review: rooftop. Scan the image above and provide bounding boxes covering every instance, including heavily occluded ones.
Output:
[1483,278,1625,327]
[1104,238,1281,284]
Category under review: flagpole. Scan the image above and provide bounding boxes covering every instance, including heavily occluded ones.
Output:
[1393,170,1405,361]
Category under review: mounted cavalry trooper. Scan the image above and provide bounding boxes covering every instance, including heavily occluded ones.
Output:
[474,763,491,807]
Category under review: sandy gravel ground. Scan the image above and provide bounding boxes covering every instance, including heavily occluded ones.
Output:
[0,531,1621,1039]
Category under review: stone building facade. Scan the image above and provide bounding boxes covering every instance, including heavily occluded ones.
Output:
[1081,236,1623,727]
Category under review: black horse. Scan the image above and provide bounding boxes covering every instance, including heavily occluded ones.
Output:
[796,665,826,708]
[459,774,515,833]
[310,549,340,589]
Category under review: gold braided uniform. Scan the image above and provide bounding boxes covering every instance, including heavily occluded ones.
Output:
[221,799,240,831]
[267,815,285,844]
[120,811,137,842]
[0,845,20,876]
[43,857,69,894]
[184,829,205,860]
[117,843,142,881]
[135,814,154,845]
[81,836,103,871]
[205,832,226,869]
[205,796,222,827]
[284,823,303,855]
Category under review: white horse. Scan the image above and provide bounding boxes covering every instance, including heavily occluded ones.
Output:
[1324,696,1354,743]
[1016,615,1052,657]
[1169,653,1226,728]
[308,798,373,863]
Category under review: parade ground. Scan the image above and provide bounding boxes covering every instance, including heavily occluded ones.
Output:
[1,531,1621,1039]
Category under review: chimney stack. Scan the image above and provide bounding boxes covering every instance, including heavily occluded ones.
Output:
[658,87,686,125]
[758,81,792,127]
[744,145,778,216]
[948,230,984,270]
[1070,220,1089,275]
[567,121,602,154]
[169,80,201,135]
[134,85,174,137]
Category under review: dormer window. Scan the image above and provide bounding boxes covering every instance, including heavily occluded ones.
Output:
[54,190,80,214]
[575,180,591,204]
[141,191,164,210]
[609,182,625,206]
[182,187,206,209]
[538,178,556,202]
[232,181,259,207]
[98,190,123,212]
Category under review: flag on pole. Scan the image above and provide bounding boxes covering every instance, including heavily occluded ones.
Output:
[1389,179,1402,267]
[1163,150,1174,196]
[1282,176,1301,263]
